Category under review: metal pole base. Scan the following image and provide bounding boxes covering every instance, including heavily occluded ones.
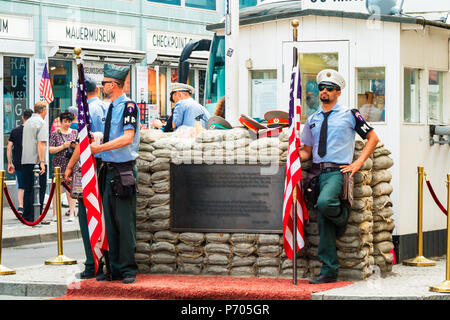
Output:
[0,264,16,275]
[430,280,450,293]
[45,255,77,265]
[402,255,436,266]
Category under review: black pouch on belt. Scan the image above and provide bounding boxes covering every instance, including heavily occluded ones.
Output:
[110,162,137,198]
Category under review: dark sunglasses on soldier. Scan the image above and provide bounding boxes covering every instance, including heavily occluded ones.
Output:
[101,80,119,86]
[318,83,339,92]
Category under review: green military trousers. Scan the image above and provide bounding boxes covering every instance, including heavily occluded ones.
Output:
[78,200,102,274]
[78,158,104,275]
[102,165,138,278]
[315,170,349,278]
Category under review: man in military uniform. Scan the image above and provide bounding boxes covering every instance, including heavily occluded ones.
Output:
[299,69,379,284]
[90,64,140,284]
[65,75,107,279]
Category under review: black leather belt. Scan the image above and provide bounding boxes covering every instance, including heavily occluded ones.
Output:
[312,162,345,173]
[103,160,136,168]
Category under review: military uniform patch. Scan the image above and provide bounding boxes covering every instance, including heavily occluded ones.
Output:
[123,101,138,129]
[351,108,373,139]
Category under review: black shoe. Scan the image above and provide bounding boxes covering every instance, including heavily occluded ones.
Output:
[308,274,338,284]
[18,207,24,215]
[96,273,122,282]
[122,276,136,284]
[76,271,97,279]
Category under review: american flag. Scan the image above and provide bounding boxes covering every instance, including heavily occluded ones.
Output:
[39,63,54,104]
[76,63,108,274]
[282,48,308,260]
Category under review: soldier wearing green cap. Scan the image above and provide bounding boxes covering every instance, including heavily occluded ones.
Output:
[90,63,140,284]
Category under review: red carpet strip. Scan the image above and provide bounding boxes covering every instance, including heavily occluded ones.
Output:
[54,274,352,300]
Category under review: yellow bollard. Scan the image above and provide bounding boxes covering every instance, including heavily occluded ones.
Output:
[0,170,15,275]
[45,167,77,265]
[429,174,450,292]
[402,166,436,266]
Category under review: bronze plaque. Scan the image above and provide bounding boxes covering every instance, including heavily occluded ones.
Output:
[170,164,284,233]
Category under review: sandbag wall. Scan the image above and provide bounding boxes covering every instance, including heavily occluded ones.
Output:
[135,128,395,280]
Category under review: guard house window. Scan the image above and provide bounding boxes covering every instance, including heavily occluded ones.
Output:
[356,67,385,122]
[250,70,277,119]
[3,56,30,181]
[299,52,338,123]
[404,68,421,123]
[428,70,443,124]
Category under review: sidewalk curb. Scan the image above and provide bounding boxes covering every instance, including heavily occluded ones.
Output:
[0,281,67,298]
[2,230,82,248]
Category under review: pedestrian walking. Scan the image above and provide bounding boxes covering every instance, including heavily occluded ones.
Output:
[90,63,140,284]
[299,69,379,284]
[21,101,48,223]
[7,108,33,214]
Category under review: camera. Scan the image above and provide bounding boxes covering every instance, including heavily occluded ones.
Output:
[66,141,76,159]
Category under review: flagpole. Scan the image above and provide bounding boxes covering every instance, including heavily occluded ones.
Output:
[291,19,299,286]
[74,47,111,279]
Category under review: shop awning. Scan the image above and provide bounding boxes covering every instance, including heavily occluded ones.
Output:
[53,46,146,64]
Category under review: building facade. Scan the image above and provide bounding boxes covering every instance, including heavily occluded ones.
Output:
[0,0,227,187]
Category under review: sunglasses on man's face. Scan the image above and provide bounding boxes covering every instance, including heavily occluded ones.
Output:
[101,81,119,86]
[318,84,339,92]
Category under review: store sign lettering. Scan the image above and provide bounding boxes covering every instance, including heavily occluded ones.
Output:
[152,34,193,50]
[0,15,31,39]
[65,26,116,43]
[0,18,8,33]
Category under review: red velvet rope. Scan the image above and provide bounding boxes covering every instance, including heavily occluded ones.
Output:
[425,178,448,216]
[61,180,71,193]
[3,182,56,226]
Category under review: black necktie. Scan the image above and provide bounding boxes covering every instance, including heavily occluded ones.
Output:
[103,103,113,143]
[318,111,332,158]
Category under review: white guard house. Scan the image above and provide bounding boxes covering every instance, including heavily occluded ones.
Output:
[206,1,450,261]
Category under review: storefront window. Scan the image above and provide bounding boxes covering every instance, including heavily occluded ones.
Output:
[404,68,420,123]
[186,0,216,10]
[48,59,73,134]
[428,70,443,124]
[148,66,167,116]
[3,56,30,181]
[240,0,257,9]
[250,70,277,119]
[148,0,181,5]
[356,67,385,122]
[299,52,338,123]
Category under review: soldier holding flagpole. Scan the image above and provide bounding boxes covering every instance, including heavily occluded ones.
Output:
[90,63,140,285]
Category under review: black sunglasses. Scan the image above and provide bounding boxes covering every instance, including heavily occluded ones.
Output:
[101,80,120,86]
[318,83,339,92]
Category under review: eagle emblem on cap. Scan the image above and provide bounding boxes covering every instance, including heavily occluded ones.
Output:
[326,72,331,77]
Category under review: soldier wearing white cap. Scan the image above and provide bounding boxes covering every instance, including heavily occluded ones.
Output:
[299,69,380,284]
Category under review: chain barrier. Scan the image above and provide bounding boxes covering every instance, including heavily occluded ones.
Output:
[424,172,448,216]
[3,181,56,227]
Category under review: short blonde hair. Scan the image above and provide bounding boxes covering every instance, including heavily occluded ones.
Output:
[34,101,48,114]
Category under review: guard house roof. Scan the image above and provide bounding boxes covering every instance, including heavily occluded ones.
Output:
[206,0,450,31]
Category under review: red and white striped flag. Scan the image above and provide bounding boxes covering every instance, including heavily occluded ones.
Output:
[39,63,54,104]
[76,63,108,274]
[282,50,308,260]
